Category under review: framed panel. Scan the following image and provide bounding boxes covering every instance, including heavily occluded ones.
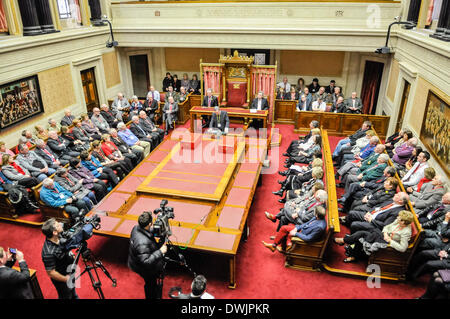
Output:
[0,75,44,130]
[341,115,364,136]
[321,113,341,135]
[420,91,450,178]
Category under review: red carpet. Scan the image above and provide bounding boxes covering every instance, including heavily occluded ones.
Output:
[0,123,428,299]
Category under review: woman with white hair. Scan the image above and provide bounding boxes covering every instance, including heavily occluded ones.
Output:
[130,95,143,117]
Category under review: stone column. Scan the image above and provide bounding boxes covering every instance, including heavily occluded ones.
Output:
[89,0,106,26]
[430,0,450,41]
[17,0,43,36]
[35,0,57,33]
[405,0,422,27]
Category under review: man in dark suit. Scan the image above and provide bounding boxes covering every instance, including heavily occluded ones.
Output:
[143,94,159,122]
[325,80,337,94]
[250,91,269,129]
[34,139,68,168]
[202,88,218,128]
[129,115,158,149]
[162,72,174,92]
[100,104,120,128]
[0,247,32,299]
[163,96,179,134]
[296,94,312,111]
[139,111,164,145]
[109,128,144,166]
[47,131,80,161]
[208,106,230,135]
[60,109,75,127]
[344,92,363,114]
[330,96,346,113]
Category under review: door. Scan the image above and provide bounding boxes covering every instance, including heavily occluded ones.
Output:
[395,80,411,132]
[80,68,99,113]
[129,55,150,99]
[360,61,384,114]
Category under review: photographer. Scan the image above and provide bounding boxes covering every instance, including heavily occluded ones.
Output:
[169,275,214,299]
[0,247,32,299]
[41,218,78,299]
[128,212,167,299]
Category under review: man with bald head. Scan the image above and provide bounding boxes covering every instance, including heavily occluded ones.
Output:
[344,91,363,114]
[91,107,110,134]
[60,109,75,127]
[111,92,130,121]
[139,111,164,144]
[47,130,80,161]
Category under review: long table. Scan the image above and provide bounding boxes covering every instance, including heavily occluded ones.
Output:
[88,132,267,288]
[189,106,269,132]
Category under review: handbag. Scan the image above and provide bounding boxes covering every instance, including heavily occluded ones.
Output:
[438,269,450,283]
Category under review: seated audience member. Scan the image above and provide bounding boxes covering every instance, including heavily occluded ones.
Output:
[14,136,32,154]
[101,104,120,129]
[165,86,179,103]
[346,177,398,214]
[279,156,322,179]
[0,165,39,216]
[302,87,313,105]
[162,72,174,92]
[274,163,323,200]
[101,133,140,169]
[296,94,312,111]
[418,270,450,299]
[1,154,40,189]
[178,86,189,103]
[201,88,218,128]
[47,118,61,133]
[350,130,376,155]
[80,150,120,188]
[68,158,107,202]
[34,139,67,168]
[337,135,379,168]
[277,77,291,92]
[262,205,327,253]
[341,153,389,192]
[325,80,337,94]
[344,92,363,114]
[284,121,319,156]
[339,166,397,213]
[0,247,32,299]
[109,128,144,165]
[332,121,372,157]
[54,167,97,212]
[284,180,324,205]
[129,115,158,149]
[111,93,131,121]
[40,178,88,220]
[60,109,75,127]
[0,141,15,157]
[117,122,151,157]
[330,96,346,113]
[72,119,93,145]
[91,107,111,134]
[333,130,377,168]
[60,126,89,152]
[189,74,201,95]
[409,175,446,211]
[308,78,320,94]
[405,167,435,196]
[417,192,450,231]
[341,192,409,233]
[267,189,327,232]
[311,97,326,112]
[398,145,423,178]
[250,91,269,111]
[417,200,450,250]
[180,73,191,93]
[385,128,408,157]
[392,137,418,169]
[130,96,143,118]
[286,87,299,101]
[276,88,286,100]
[285,134,321,165]
[16,144,55,182]
[330,86,344,106]
[313,86,329,103]
[90,140,130,179]
[401,151,430,187]
[297,77,306,93]
[335,210,414,263]
[147,85,161,102]
[80,113,102,141]
[143,93,159,122]
[172,74,181,92]
[139,111,164,145]
[35,125,49,141]
[163,96,179,135]
[21,130,36,146]
[208,106,230,136]
[170,274,214,299]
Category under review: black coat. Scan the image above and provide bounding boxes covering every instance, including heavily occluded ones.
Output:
[0,260,32,299]
[250,98,269,110]
[202,95,218,107]
[418,204,450,230]
[127,225,164,278]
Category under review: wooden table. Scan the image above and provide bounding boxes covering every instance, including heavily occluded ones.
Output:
[189,106,269,132]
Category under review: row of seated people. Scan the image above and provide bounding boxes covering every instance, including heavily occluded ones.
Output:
[261,125,329,252]
[328,121,449,297]
[0,108,166,219]
[276,77,363,114]
[162,72,201,94]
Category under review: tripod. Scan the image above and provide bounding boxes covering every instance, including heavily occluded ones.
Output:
[72,241,117,299]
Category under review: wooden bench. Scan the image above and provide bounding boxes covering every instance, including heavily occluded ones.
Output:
[284,129,340,271]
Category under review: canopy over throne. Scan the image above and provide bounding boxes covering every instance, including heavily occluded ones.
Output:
[200,50,277,123]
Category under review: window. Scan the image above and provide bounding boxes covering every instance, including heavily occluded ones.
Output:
[0,0,8,34]
[57,0,82,28]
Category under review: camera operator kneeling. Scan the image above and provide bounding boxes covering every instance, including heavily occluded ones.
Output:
[41,218,78,299]
[128,212,167,299]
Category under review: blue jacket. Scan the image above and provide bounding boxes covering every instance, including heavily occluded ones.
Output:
[40,181,73,207]
[118,129,139,147]
[81,156,103,178]
[294,217,327,242]
[0,171,13,191]
[359,143,376,159]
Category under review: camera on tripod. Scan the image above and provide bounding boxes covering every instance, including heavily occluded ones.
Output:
[60,214,101,251]
[150,199,174,239]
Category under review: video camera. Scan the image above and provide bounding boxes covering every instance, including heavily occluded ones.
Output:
[60,214,101,250]
[150,199,174,240]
